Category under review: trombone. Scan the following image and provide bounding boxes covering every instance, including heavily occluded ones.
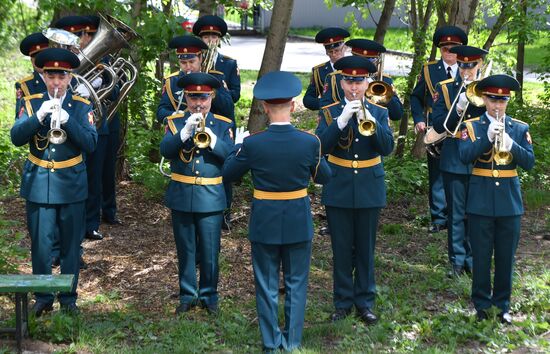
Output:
[443,60,493,136]
[493,110,513,165]
[365,53,393,106]
[47,88,67,144]
[353,92,377,136]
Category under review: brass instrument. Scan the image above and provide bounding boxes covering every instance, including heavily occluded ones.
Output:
[47,88,67,144]
[365,54,393,105]
[201,41,218,73]
[193,108,211,149]
[354,93,377,136]
[493,110,513,165]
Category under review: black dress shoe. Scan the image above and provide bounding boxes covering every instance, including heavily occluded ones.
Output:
[103,217,123,225]
[51,257,60,267]
[31,301,53,317]
[205,303,219,315]
[429,223,446,233]
[357,307,378,325]
[319,226,330,236]
[60,303,80,315]
[175,303,193,315]
[80,257,88,270]
[330,307,352,322]
[498,312,512,325]
[476,310,488,322]
[85,230,104,240]
[447,265,464,278]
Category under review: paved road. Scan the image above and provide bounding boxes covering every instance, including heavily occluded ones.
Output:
[221,36,539,81]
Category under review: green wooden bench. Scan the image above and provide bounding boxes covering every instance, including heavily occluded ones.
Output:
[0,274,74,352]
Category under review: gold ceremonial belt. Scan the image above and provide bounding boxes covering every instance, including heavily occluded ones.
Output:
[28,153,83,171]
[171,173,223,185]
[253,188,308,200]
[472,168,518,178]
[328,155,381,169]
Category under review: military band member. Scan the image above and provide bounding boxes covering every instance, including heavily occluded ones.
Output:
[10,48,98,316]
[303,27,349,111]
[432,45,488,277]
[223,71,331,352]
[319,39,403,122]
[156,35,235,124]
[193,15,241,103]
[160,73,233,315]
[15,33,49,118]
[316,56,394,324]
[410,25,468,234]
[458,75,534,324]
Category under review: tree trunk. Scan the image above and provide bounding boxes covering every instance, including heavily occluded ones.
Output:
[516,0,527,104]
[373,0,397,44]
[483,1,513,50]
[247,0,294,133]
[198,0,216,17]
[395,0,435,158]
[448,0,478,32]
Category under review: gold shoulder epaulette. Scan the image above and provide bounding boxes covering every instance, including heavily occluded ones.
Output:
[313,61,328,69]
[221,54,235,61]
[321,102,339,110]
[24,93,43,101]
[18,75,34,84]
[165,71,179,79]
[167,112,185,120]
[464,117,480,123]
[512,118,528,125]
[213,114,232,124]
[72,95,91,105]
[439,78,454,85]
[366,99,388,110]
[208,69,224,75]
[425,60,438,66]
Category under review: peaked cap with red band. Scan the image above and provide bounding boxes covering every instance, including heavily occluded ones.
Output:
[477,74,520,100]
[433,25,468,47]
[54,15,99,34]
[192,15,228,37]
[253,71,302,104]
[169,35,208,59]
[35,48,80,72]
[20,32,49,57]
[315,27,350,50]
[346,39,386,58]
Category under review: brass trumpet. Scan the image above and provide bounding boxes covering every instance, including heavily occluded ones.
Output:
[365,54,393,106]
[353,93,377,136]
[47,88,67,144]
[193,108,211,149]
[493,110,513,165]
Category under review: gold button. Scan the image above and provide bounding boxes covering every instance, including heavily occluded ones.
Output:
[196,160,200,164]
[495,181,500,186]
[355,138,359,142]
[354,170,358,174]
[492,170,499,177]
[195,171,200,175]
[352,161,358,168]
[196,150,200,154]
[354,154,358,158]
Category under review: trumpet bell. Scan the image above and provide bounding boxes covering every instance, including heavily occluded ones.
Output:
[48,128,67,145]
[494,151,513,166]
[194,132,211,149]
[465,81,485,107]
[358,120,376,136]
[366,80,393,106]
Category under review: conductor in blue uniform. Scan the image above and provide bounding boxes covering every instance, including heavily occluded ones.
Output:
[432,45,488,277]
[156,35,235,124]
[458,75,534,324]
[320,39,403,122]
[303,27,349,111]
[316,56,394,324]
[223,71,331,352]
[15,32,49,118]
[160,72,234,315]
[10,48,98,316]
[410,25,468,233]
[193,15,241,103]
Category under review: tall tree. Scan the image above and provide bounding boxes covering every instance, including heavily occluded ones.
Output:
[373,0,397,44]
[247,0,294,132]
[515,0,527,104]
[198,0,216,17]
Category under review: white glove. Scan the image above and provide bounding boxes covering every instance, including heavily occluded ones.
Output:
[487,121,503,143]
[180,113,202,143]
[359,107,376,123]
[36,99,60,122]
[415,122,427,134]
[74,84,91,98]
[58,109,69,125]
[235,126,250,145]
[502,132,514,152]
[456,92,468,112]
[203,127,217,149]
[337,100,362,130]
[91,77,103,89]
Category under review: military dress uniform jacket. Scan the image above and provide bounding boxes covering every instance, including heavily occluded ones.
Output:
[215,54,240,103]
[410,59,450,125]
[458,114,535,217]
[156,70,235,124]
[432,77,486,175]
[319,72,403,121]
[303,61,333,111]
[15,71,47,118]
[10,93,98,204]
[316,100,394,209]
[160,111,233,213]
[223,124,331,245]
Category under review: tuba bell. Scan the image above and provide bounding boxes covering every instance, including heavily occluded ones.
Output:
[365,54,393,106]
